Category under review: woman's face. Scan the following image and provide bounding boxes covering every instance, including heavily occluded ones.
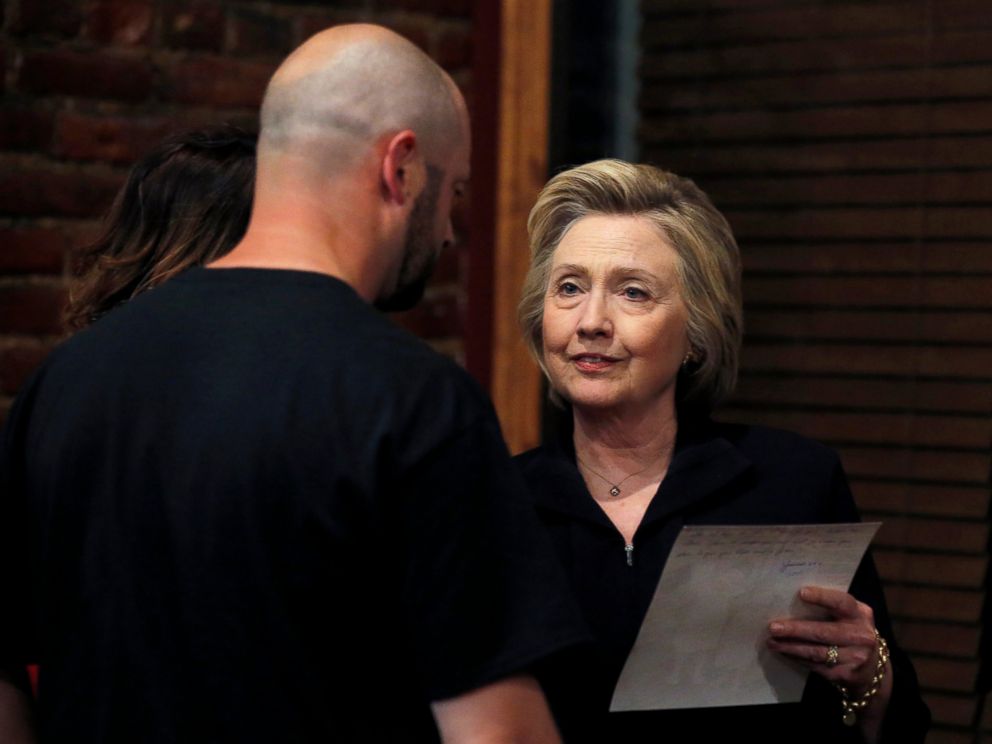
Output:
[542,214,690,416]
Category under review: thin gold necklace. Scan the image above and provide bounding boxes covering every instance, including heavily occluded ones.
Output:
[576,454,654,498]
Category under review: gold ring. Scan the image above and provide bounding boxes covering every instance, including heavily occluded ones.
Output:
[826,645,840,667]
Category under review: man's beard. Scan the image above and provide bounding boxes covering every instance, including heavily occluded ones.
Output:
[375,165,444,313]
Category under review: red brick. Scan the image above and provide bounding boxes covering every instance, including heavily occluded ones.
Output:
[885,585,985,623]
[644,6,927,52]
[915,657,979,693]
[0,106,55,151]
[377,17,431,53]
[85,0,154,46]
[53,112,185,164]
[216,111,257,133]
[742,231,992,267]
[296,13,430,52]
[163,0,226,52]
[0,342,55,394]
[433,26,472,70]
[296,11,359,43]
[162,57,273,108]
[744,274,992,309]
[229,7,294,56]
[739,343,992,381]
[925,692,980,728]
[0,284,67,334]
[854,482,990,521]
[0,227,68,274]
[874,551,987,589]
[720,405,992,449]
[927,729,974,744]
[12,0,83,37]
[18,50,153,102]
[896,621,981,657]
[63,221,103,252]
[875,518,989,554]
[0,164,124,218]
[395,0,470,18]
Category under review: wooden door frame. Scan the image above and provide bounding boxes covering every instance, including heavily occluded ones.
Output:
[466,0,552,454]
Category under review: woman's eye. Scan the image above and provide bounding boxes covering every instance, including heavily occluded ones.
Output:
[623,286,648,300]
[557,281,580,296]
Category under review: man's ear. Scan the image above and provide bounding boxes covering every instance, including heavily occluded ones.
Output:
[381,129,425,207]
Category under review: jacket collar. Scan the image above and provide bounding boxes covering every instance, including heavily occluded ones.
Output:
[526,415,752,532]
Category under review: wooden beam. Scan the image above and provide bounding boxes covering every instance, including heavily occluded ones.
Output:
[464,1,500,391]
[489,0,552,454]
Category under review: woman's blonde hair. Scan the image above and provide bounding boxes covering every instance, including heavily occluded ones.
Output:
[519,159,742,411]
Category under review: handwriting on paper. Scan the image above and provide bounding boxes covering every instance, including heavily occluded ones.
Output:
[610,522,881,712]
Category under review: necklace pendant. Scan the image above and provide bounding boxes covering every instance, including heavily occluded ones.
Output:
[609,485,621,497]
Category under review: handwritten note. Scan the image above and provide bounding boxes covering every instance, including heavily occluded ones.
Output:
[610,522,880,711]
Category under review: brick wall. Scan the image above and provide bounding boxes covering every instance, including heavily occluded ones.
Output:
[0,0,475,425]
[638,1,992,741]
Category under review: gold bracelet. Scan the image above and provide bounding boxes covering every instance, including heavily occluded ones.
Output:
[835,629,890,726]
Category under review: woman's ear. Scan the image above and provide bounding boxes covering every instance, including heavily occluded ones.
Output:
[381,129,426,207]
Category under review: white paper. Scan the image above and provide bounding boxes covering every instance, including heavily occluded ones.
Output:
[610,522,880,712]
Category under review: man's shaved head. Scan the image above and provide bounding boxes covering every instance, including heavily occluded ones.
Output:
[231,24,471,310]
[259,24,465,171]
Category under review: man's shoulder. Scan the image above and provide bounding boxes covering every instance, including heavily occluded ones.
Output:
[29,267,491,428]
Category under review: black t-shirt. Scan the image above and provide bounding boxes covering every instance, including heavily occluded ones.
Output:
[0,268,587,743]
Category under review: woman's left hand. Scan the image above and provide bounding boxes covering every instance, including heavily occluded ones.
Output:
[766,585,881,695]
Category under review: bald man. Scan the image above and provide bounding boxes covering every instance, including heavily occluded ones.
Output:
[0,25,587,744]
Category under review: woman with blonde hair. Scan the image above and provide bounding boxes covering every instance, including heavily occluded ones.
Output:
[516,160,929,742]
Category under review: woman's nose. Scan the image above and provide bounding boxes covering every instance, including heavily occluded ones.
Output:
[577,291,612,338]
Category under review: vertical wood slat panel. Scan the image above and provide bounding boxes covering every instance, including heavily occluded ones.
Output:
[490,0,552,454]
[639,1,991,739]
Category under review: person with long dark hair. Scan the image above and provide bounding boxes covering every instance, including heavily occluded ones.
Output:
[64,125,257,330]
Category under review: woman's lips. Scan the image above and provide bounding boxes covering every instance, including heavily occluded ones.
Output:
[571,353,619,372]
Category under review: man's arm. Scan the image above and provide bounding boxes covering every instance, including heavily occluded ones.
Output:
[431,675,561,744]
[0,667,37,744]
